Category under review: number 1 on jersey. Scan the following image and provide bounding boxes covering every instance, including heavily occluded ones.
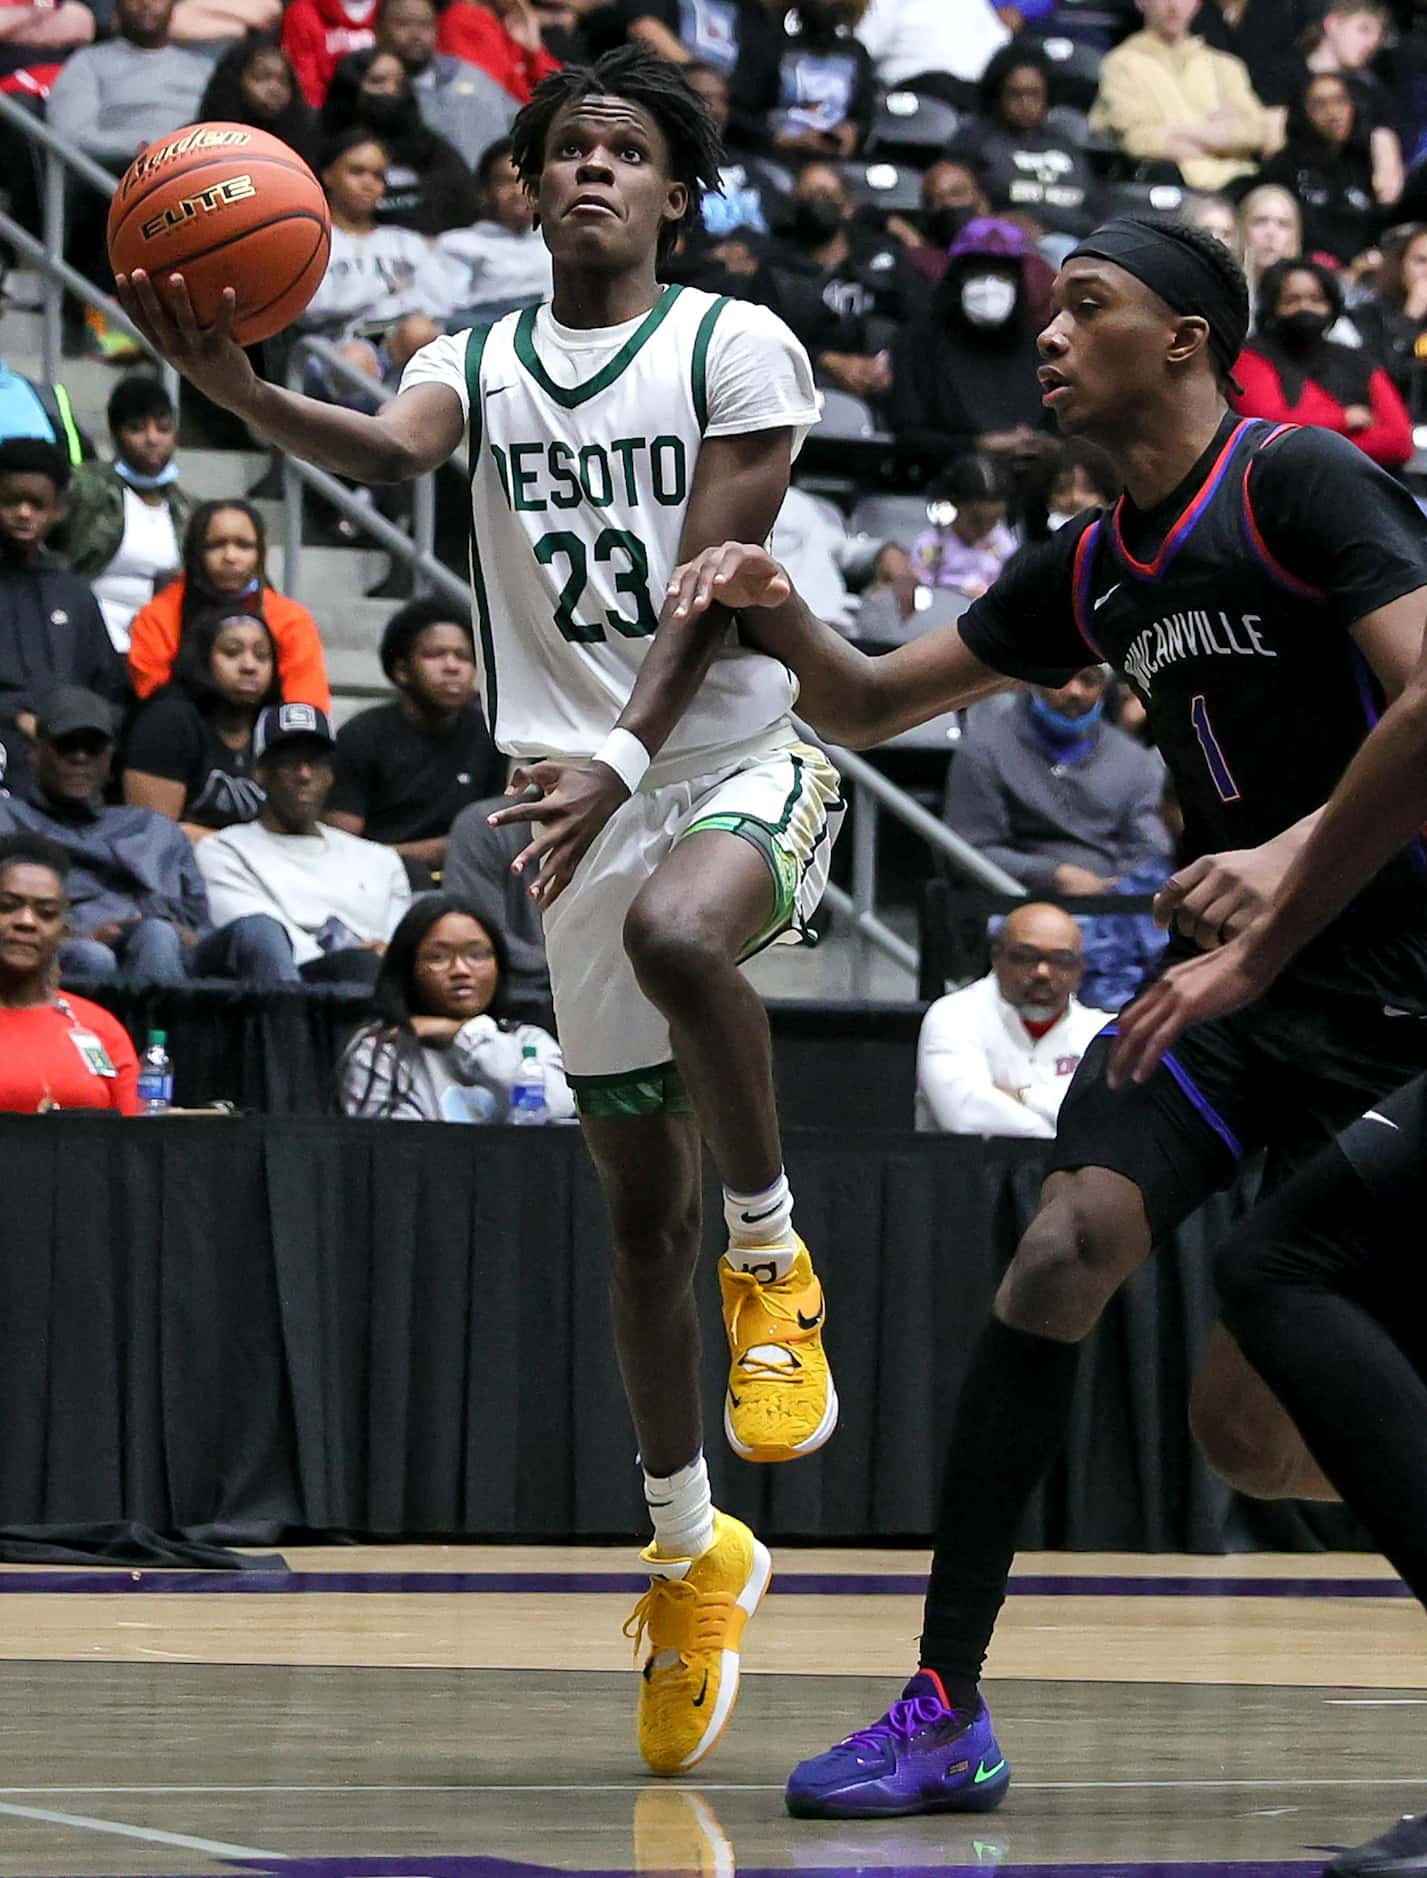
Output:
[1190,694,1241,803]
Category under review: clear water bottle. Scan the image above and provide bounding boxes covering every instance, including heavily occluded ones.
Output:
[137,1029,173,1115]
[508,1043,549,1126]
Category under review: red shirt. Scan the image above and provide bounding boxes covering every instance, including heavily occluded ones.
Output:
[435,2,557,102]
[0,995,140,1115]
[1231,349,1414,471]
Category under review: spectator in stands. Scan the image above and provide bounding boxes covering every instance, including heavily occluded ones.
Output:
[46,0,219,165]
[890,217,1053,472]
[444,798,550,999]
[283,0,376,106]
[951,44,1098,243]
[299,130,458,380]
[326,599,504,885]
[435,0,558,105]
[1355,220,1427,418]
[0,832,140,1116]
[198,703,410,987]
[128,499,331,711]
[769,487,858,630]
[375,0,516,171]
[1181,190,1238,247]
[340,893,572,1121]
[1044,438,1119,528]
[122,605,277,838]
[438,135,553,323]
[916,902,1104,1137]
[1260,0,1396,156]
[1089,0,1275,193]
[322,48,480,235]
[683,61,788,242]
[619,0,783,153]
[0,0,94,92]
[57,377,191,657]
[0,440,126,795]
[854,540,919,640]
[746,160,911,401]
[197,33,319,165]
[944,666,1170,899]
[895,159,992,285]
[1257,72,1383,264]
[1235,179,1302,309]
[1232,255,1413,467]
[767,0,874,159]
[0,687,207,985]
[855,0,1008,109]
[1194,0,1297,102]
[911,454,1016,600]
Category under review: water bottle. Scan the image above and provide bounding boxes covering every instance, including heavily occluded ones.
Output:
[137,1029,173,1116]
[508,1043,549,1126]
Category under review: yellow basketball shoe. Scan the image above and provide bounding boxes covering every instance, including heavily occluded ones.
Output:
[624,1509,772,1777]
[720,1238,838,1463]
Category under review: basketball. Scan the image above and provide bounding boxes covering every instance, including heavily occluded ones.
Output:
[107,122,331,347]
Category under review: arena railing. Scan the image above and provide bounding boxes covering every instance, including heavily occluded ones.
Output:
[0,93,1025,988]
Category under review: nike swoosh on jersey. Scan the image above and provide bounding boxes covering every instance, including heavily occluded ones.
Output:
[1363,1111,1400,1130]
[1093,583,1121,611]
[482,384,512,398]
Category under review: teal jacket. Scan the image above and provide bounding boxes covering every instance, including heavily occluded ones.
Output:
[55,460,195,581]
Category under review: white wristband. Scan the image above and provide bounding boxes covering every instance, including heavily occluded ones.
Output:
[592,727,650,795]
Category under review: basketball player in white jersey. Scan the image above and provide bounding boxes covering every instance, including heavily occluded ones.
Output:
[117,46,843,1776]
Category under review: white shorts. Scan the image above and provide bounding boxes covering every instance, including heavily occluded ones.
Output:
[543,739,844,1114]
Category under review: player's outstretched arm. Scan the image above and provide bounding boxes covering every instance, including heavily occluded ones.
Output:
[1111,616,1427,1087]
[116,272,465,484]
[665,542,1010,746]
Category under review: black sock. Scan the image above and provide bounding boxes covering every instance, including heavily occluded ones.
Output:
[919,1315,1081,1708]
[1218,1146,1427,1607]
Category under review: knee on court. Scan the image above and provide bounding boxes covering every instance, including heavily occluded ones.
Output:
[997,1173,1149,1338]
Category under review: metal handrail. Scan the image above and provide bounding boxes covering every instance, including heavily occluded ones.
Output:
[0,88,180,406]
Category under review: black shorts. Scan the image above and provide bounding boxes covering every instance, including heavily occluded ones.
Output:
[1337,1070,1427,1206]
[1048,979,1427,1241]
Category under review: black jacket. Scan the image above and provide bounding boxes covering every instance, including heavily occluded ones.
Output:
[0,548,129,733]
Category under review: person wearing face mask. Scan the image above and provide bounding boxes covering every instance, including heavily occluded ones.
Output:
[1232,256,1412,467]
[889,217,1056,472]
[322,46,479,235]
[915,902,1106,1137]
[749,159,917,400]
[944,664,1171,906]
[55,376,193,657]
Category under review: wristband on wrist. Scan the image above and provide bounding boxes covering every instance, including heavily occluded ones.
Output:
[592,727,650,795]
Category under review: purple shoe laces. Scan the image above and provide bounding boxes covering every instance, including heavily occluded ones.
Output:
[842,1693,950,1754]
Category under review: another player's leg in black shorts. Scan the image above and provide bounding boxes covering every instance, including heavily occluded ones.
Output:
[785,980,1427,1821]
[1209,1072,1427,1877]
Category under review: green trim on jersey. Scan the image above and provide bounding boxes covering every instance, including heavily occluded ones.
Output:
[691,295,731,432]
[512,286,685,409]
[568,1060,692,1118]
[464,323,499,730]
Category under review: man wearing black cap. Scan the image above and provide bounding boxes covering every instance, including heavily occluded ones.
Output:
[196,702,411,988]
[0,685,207,985]
[668,214,1427,1825]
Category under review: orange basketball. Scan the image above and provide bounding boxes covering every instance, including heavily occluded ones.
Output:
[107,123,331,348]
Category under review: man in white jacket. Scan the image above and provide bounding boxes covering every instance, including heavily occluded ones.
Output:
[197,703,410,987]
[916,901,1105,1136]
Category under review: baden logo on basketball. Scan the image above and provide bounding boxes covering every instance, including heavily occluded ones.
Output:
[121,125,253,195]
[139,174,256,243]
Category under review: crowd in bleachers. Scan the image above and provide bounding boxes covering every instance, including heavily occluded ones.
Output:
[1,0,1426,1122]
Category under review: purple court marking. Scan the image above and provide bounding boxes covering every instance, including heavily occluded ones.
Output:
[0,1569,1407,1598]
[14,1861,1330,1878]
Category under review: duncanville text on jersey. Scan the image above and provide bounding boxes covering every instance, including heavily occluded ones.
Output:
[1122,610,1278,695]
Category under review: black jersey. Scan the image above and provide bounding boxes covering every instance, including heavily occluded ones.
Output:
[959,413,1427,1008]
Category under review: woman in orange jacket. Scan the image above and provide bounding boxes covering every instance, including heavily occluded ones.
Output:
[127,499,332,711]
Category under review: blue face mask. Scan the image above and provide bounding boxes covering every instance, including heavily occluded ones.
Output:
[1028,690,1104,745]
[115,457,180,490]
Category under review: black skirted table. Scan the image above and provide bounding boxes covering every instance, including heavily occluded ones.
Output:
[0,1114,1364,1552]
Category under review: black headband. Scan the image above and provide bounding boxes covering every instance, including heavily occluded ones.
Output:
[1066,217,1249,377]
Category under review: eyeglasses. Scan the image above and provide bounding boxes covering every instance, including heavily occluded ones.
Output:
[1000,945,1081,971]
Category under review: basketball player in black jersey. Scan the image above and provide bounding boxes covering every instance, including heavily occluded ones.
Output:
[666,216,1427,1824]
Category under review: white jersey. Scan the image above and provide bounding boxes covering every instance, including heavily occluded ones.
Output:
[400,286,821,786]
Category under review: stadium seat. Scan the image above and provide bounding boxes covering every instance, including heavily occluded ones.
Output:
[869,90,960,165]
[815,389,882,441]
[1037,35,1106,111]
[849,491,930,546]
[839,159,924,216]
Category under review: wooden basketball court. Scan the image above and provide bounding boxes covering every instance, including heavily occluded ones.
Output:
[0,1546,1420,1876]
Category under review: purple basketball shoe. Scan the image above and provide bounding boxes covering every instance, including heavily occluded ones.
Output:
[785,1670,1011,1820]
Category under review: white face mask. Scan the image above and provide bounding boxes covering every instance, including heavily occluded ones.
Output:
[960,272,1018,328]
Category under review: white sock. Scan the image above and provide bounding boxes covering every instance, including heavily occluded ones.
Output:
[723,1171,797,1279]
[643,1450,715,1562]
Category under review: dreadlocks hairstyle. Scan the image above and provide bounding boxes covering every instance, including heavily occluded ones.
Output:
[509,46,724,261]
